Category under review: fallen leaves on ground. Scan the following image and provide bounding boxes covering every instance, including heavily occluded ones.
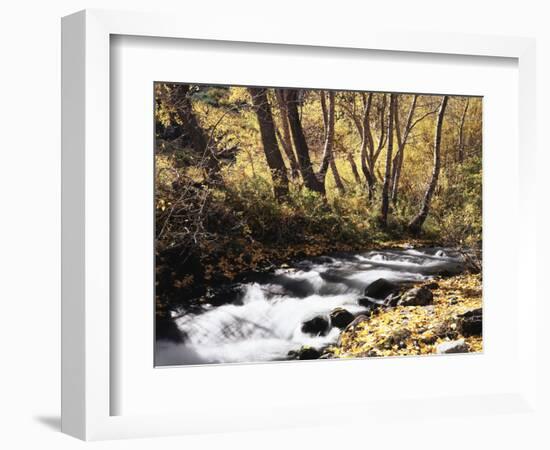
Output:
[330,272,483,358]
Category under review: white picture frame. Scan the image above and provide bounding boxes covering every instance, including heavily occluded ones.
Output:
[61,9,539,441]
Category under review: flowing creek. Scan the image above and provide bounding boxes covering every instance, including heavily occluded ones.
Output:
[156,247,466,366]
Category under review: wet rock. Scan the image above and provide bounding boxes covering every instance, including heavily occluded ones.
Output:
[384,292,402,307]
[319,352,334,359]
[271,274,316,298]
[296,346,321,360]
[358,296,386,309]
[316,255,334,264]
[364,278,399,300]
[424,282,440,290]
[204,283,245,306]
[458,308,482,336]
[437,270,454,278]
[398,287,434,306]
[155,314,186,343]
[301,316,330,336]
[330,308,355,329]
[337,315,370,346]
[436,339,469,354]
[345,315,369,331]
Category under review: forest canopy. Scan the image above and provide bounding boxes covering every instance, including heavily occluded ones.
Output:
[154,83,482,315]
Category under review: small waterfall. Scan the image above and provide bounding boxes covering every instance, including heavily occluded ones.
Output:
[156,247,465,366]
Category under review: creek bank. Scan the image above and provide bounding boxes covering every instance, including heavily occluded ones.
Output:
[329,272,483,359]
[156,247,481,366]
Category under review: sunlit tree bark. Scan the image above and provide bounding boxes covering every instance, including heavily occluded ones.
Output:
[391,95,418,203]
[274,89,300,178]
[319,91,345,194]
[408,95,449,234]
[341,92,388,198]
[346,153,362,184]
[457,98,470,163]
[380,94,396,226]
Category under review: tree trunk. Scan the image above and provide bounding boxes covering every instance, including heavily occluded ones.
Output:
[457,98,469,163]
[347,153,362,184]
[408,96,449,234]
[330,158,346,194]
[319,91,345,193]
[318,91,335,183]
[380,94,396,226]
[284,89,325,195]
[359,93,376,198]
[248,88,290,200]
[391,95,418,203]
[274,90,300,178]
[320,90,329,140]
[174,84,221,180]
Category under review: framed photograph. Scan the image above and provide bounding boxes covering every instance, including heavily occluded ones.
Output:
[62,9,539,442]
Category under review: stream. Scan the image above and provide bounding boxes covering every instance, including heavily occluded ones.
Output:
[155,247,466,366]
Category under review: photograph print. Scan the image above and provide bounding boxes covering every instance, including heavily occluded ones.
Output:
[154,83,482,366]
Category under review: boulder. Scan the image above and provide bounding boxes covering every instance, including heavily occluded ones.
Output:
[398,287,434,306]
[337,315,370,346]
[301,316,330,336]
[384,292,402,307]
[458,308,482,336]
[436,339,469,354]
[358,296,386,309]
[364,278,398,300]
[330,307,355,330]
[296,346,321,360]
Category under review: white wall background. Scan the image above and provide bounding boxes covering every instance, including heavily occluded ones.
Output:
[0,1,547,449]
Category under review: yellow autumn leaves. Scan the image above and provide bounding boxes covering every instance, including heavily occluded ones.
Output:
[330,272,483,358]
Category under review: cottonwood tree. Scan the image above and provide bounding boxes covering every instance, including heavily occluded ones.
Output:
[318,90,345,193]
[284,89,325,195]
[391,95,417,203]
[248,87,290,200]
[379,93,396,226]
[273,89,300,179]
[457,98,470,163]
[408,95,449,234]
[340,92,388,198]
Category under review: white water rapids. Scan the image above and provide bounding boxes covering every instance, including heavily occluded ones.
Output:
[155,247,465,366]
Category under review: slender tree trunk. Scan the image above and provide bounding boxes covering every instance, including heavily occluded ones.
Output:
[274,90,300,178]
[248,88,289,200]
[380,94,396,226]
[320,90,329,139]
[319,91,345,193]
[359,93,376,198]
[284,89,325,195]
[391,95,418,203]
[347,153,362,184]
[408,96,449,234]
[318,91,335,182]
[457,98,469,163]
[330,158,346,194]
